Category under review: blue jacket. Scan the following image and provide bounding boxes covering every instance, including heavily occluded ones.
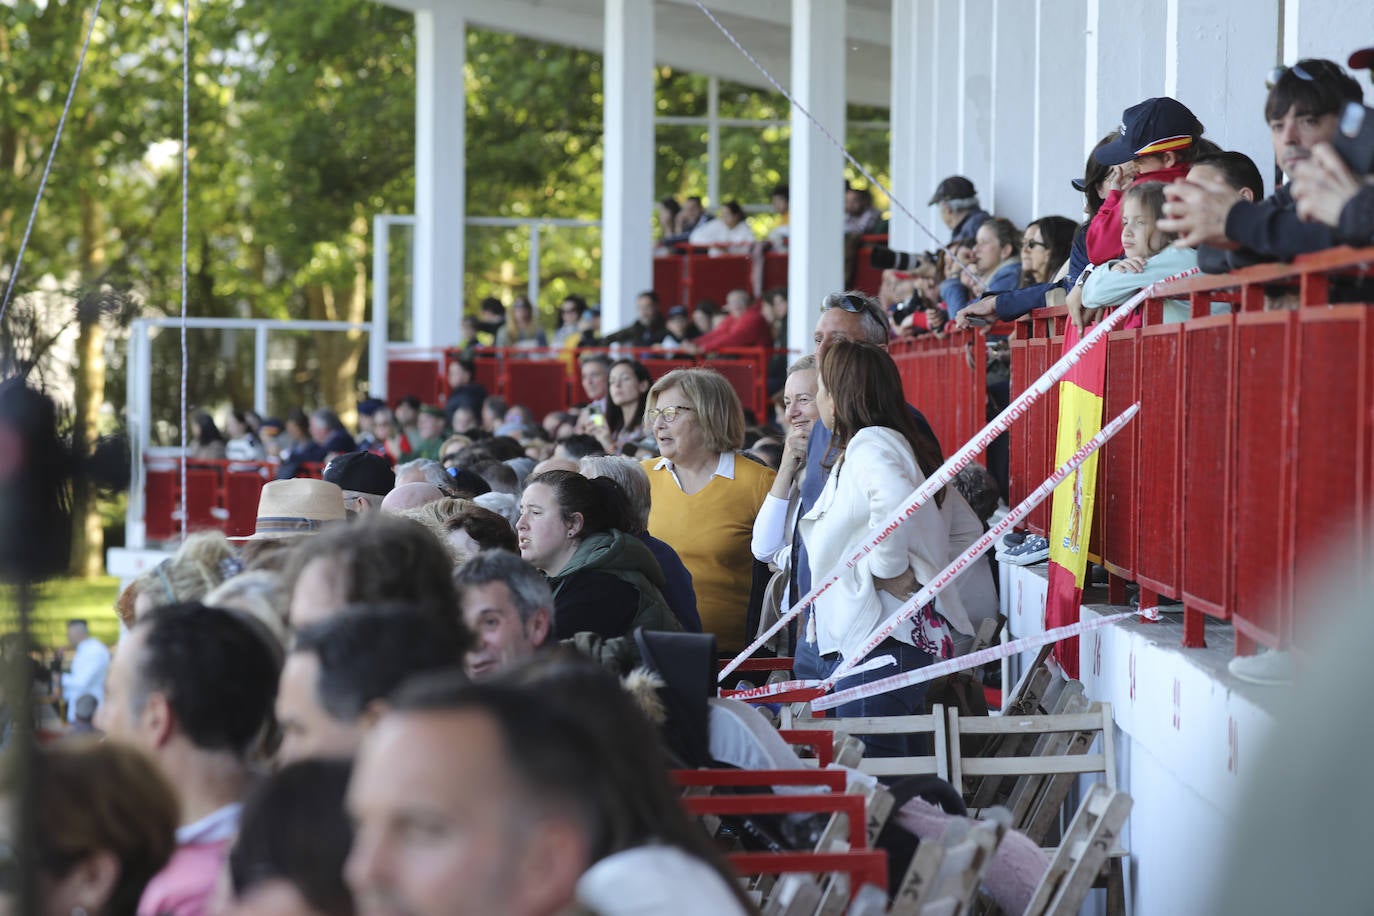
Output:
[992,226,1090,321]
[940,258,1023,319]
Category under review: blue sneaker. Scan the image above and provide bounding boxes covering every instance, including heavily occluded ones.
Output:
[998,533,1049,566]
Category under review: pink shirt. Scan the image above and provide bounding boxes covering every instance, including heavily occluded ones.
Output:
[138,804,240,916]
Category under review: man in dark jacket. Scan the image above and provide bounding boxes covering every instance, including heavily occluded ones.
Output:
[1160,58,1364,269]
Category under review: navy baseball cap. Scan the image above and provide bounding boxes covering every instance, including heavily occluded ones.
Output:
[1095,97,1201,166]
[323,450,395,498]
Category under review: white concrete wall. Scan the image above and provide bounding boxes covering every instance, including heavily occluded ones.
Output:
[1001,565,1282,916]
[886,0,1374,238]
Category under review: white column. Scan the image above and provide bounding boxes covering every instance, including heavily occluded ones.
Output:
[959,0,994,212]
[413,4,466,349]
[1284,0,1372,65]
[789,0,846,357]
[1165,0,1278,190]
[600,0,655,336]
[929,0,962,207]
[1032,0,1087,220]
[990,0,1037,226]
[887,0,923,253]
[1084,0,1167,159]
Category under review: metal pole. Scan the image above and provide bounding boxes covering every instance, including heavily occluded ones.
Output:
[527,224,541,307]
[707,75,720,208]
[253,325,269,417]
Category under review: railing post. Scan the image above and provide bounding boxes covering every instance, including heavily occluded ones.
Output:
[253,325,269,417]
[527,224,541,307]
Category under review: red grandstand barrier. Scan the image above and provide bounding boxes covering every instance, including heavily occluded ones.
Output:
[141,459,322,544]
[671,769,848,792]
[387,358,443,405]
[888,329,988,468]
[1009,246,1374,654]
[728,851,888,898]
[444,346,774,424]
[682,793,868,851]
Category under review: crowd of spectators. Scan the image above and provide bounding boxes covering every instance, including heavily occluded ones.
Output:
[16,47,1374,916]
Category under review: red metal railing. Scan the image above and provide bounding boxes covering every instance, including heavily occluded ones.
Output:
[402,345,775,426]
[888,328,989,468]
[1008,245,1374,654]
[142,459,323,542]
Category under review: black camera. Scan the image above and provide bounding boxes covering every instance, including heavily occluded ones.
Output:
[1334,101,1374,174]
[869,246,939,275]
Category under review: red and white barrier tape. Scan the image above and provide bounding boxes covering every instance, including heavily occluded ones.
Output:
[717,267,1199,683]
[822,402,1138,688]
[720,402,1139,703]
[811,612,1135,711]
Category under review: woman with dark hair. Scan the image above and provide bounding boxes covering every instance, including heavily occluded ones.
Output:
[1021,216,1078,285]
[505,655,759,915]
[598,359,652,451]
[224,409,266,462]
[189,410,226,460]
[6,739,178,916]
[226,759,355,916]
[800,340,990,756]
[940,217,1022,320]
[518,470,680,639]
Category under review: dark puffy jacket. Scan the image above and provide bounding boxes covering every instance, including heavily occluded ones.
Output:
[548,529,682,640]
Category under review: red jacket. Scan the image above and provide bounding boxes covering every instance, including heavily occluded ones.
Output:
[695,305,773,351]
[1085,162,1192,265]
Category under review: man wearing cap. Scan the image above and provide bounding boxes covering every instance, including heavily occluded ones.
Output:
[354,399,385,452]
[928,176,991,245]
[324,451,396,514]
[1085,96,1203,265]
[1162,59,1365,269]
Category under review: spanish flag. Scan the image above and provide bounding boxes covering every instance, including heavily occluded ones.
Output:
[1045,322,1107,678]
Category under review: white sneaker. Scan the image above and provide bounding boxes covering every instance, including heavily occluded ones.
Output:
[1227,649,1293,686]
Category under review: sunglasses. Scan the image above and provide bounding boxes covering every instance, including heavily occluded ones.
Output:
[1265,60,1344,90]
[823,292,890,327]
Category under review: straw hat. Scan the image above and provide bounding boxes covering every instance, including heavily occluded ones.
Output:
[244,479,347,539]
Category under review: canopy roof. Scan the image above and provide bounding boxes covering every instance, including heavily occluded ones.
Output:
[376,0,893,107]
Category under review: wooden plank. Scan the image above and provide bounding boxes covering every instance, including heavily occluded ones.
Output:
[960,754,1109,777]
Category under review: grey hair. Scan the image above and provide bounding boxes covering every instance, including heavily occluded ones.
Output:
[397,458,456,493]
[452,550,554,626]
[942,194,980,213]
[578,455,651,533]
[820,290,890,346]
[787,354,816,375]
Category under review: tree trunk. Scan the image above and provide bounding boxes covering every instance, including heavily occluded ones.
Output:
[71,187,106,576]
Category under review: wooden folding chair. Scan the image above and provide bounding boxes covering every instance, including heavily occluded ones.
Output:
[1023,784,1132,916]
[887,811,1007,916]
[792,706,950,782]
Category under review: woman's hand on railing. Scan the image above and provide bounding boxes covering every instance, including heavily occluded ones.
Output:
[952,297,996,331]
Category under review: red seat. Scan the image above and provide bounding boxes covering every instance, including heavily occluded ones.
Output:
[224,468,267,538]
[388,359,443,406]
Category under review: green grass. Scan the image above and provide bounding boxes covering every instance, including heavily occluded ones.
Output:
[3,576,122,650]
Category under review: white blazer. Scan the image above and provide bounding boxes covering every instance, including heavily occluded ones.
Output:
[799,426,981,661]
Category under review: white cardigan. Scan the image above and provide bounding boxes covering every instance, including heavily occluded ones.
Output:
[799,426,988,661]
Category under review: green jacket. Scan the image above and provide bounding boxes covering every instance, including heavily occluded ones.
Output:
[548,529,682,636]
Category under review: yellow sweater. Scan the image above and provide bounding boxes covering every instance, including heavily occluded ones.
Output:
[643,455,776,654]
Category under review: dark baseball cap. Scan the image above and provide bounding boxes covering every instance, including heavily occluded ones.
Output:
[447,466,491,498]
[667,305,689,319]
[357,397,384,416]
[927,175,977,206]
[1095,97,1200,167]
[323,451,395,498]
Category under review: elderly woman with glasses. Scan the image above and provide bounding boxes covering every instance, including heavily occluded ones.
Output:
[641,368,775,654]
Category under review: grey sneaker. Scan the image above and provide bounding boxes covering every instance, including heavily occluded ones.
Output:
[1227,649,1293,686]
[998,534,1050,566]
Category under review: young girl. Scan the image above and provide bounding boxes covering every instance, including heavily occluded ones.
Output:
[1069,181,1199,328]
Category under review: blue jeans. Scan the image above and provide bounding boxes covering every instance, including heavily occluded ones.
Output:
[811,637,934,759]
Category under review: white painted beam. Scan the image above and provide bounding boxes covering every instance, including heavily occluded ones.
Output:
[413,3,466,348]
[1032,0,1087,221]
[887,0,924,253]
[989,0,1035,227]
[660,0,892,47]
[959,0,994,214]
[788,0,847,358]
[601,0,656,334]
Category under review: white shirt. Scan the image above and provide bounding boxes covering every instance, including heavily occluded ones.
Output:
[654,451,735,492]
[577,845,750,915]
[176,803,242,844]
[688,218,756,254]
[61,636,110,723]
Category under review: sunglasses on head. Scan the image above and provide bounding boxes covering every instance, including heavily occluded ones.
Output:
[1266,59,1345,90]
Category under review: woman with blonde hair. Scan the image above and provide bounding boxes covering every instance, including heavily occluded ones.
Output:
[114,531,238,627]
[640,368,774,653]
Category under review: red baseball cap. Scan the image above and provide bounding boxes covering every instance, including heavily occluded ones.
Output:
[1350,47,1374,71]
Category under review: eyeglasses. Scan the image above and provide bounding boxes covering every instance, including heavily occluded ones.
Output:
[1023,239,1048,250]
[646,405,693,424]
